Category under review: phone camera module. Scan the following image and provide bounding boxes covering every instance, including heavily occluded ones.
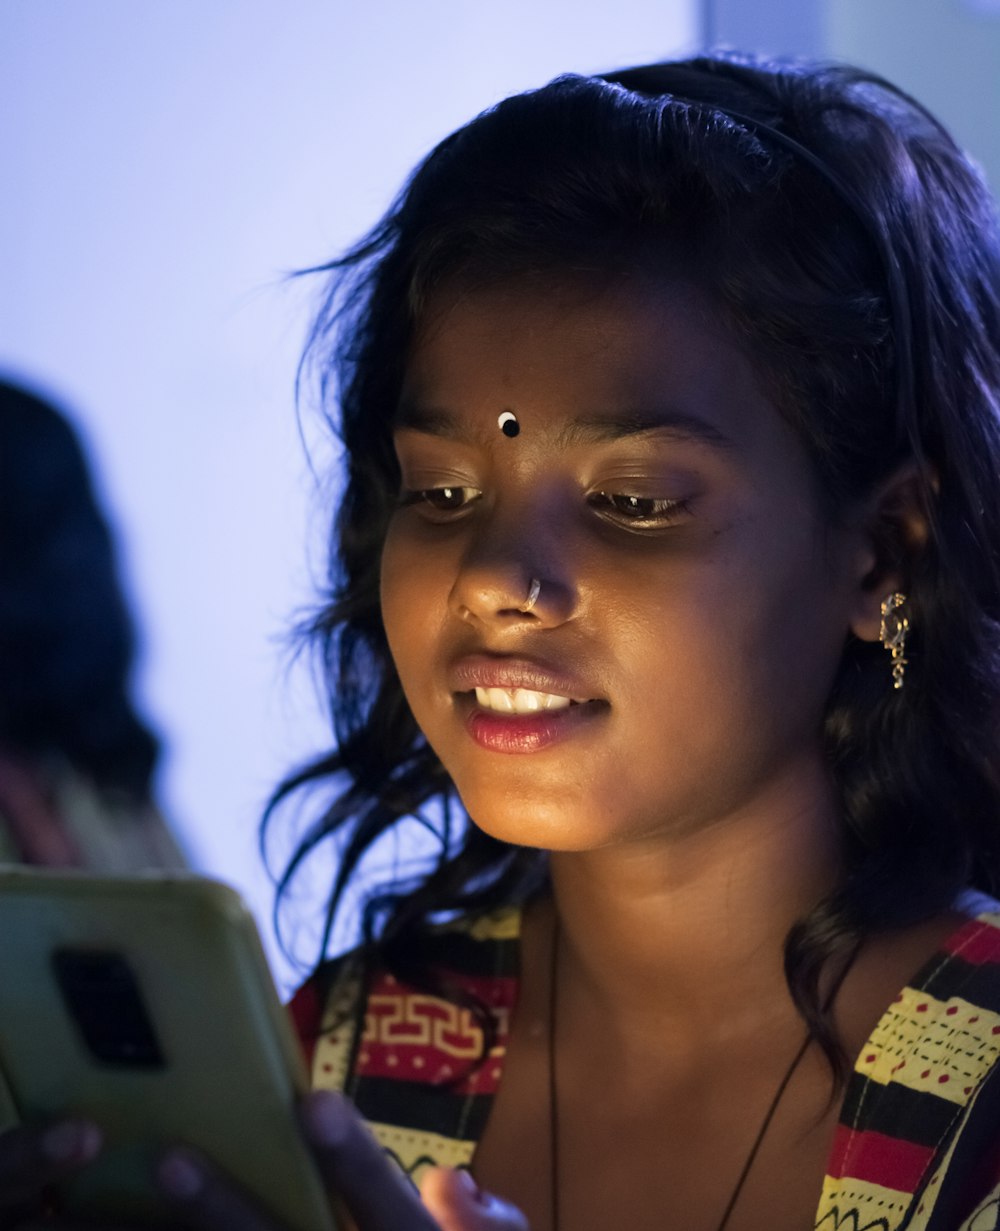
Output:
[52,949,166,1068]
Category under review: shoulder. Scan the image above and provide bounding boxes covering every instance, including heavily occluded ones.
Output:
[924,897,1000,1010]
[924,903,1000,1226]
[819,901,1000,1229]
[862,900,1000,1112]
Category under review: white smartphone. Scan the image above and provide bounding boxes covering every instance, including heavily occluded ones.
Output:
[0,867,337,1231]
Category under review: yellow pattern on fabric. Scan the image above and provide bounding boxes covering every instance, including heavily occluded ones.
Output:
[310,967,479,1183]
[905,1041,1000,1231]
[308,910,522,1184]
[313,959,364,1095]
[368,1122,475,1185]
[814,1175,910,1229]
[857,986,1000,1105]
[814,913,1000,1229]
[364,989,485,1058]
[465,908,521,942]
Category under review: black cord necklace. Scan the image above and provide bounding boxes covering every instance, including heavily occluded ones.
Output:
[545,917,813,1231]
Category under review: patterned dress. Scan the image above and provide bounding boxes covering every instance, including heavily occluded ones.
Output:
[289,905,1000,1230]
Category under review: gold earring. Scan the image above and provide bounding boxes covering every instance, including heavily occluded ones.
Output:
[880,592,910,691]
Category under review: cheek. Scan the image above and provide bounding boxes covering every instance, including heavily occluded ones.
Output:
[380,527,424,671]
[703,519,853,728]
[379,524,453,712]
[379,526,406,616]
[625,520,845,737]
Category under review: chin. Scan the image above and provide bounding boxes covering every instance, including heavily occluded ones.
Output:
[462,792,620,853]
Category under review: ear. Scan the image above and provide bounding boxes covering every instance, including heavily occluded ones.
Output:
[847,463,936,644]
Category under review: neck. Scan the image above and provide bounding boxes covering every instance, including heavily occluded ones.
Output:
[547,763,841,1045]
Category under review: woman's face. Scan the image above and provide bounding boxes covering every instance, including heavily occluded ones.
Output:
[380,274,876,851]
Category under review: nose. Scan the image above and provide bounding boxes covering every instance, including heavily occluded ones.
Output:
[448,501,576,628]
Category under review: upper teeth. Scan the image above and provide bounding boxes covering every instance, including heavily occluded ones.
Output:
[474,687,573,713]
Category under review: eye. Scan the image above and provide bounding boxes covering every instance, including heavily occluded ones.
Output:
[398,486,481,516]
[588,491,687,528]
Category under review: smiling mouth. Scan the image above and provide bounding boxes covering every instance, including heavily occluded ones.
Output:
[472,686,576,714]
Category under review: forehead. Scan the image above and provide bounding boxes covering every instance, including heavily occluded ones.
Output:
[397,273,793,458]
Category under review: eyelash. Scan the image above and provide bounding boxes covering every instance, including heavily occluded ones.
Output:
[397,487,688,528]
[398,486,480,514]
[587,491,688,527]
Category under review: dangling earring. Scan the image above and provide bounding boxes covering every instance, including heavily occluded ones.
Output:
[880,592,910,691]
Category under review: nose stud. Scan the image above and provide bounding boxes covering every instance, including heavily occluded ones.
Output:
[519,578,541,613]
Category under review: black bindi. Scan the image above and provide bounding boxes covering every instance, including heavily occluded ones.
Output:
[498,411,520,438]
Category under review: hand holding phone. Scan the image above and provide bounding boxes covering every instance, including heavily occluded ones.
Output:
[0,870,527,1231]
[0,868,336,1230]
[0,1064,527,1231]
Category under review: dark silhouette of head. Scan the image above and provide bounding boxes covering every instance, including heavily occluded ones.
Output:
[0,378,158,800]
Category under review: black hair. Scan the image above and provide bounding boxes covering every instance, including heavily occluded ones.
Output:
[265,53,1000,1083]
[0,378,159,801]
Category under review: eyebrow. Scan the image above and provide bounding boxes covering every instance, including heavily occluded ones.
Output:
[394,401,734,450]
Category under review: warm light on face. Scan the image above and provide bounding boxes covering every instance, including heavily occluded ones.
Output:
[381,275,870,854]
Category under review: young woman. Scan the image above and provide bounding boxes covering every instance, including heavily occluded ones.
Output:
[4,50,1000,1231]
[273,49,1000,1231]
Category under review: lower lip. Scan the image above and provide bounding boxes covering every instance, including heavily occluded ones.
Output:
[463,699,606,753]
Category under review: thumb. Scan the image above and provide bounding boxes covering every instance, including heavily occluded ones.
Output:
[299,1091,440,1231]
[419,1167,531,1231]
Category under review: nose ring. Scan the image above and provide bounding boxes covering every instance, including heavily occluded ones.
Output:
[519,578,541,614]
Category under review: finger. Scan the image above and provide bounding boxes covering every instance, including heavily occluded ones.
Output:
[155,1147,281,1231]
[0,1120,102,1206]
[420,1168,530,1231]
[299,1091,441,1231]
